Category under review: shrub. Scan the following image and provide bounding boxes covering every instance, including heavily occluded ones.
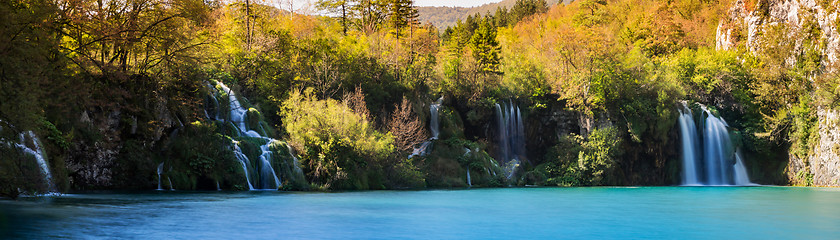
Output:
[280,89,395,190]
[539,126,622,186]
[166,121,239,190]
[578,127,623,185]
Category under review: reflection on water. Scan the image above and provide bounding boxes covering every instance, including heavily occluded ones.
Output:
[1,187,839,239]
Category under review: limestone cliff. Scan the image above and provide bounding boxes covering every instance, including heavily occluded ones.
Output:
[65,94,182,189]
[716,0,839,65]
[717,0,840,186]
[808,108,840,186]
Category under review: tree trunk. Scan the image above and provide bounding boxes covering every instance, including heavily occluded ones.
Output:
[246,0,251,50]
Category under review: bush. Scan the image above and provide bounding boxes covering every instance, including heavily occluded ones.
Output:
[0,145,46,198]
[578,127,623,185]
[540,134,585,186]
[280,89,395,190]
[268,141,309,190]
[538,126,622,186]
[165,121,239,190]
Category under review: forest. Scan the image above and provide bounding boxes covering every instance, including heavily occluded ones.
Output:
[1,0,838,198]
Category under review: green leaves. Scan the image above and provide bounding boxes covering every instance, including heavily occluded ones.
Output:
[280,89,395,189]
[469,19,501,75]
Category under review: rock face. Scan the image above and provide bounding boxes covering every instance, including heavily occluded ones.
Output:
[525,101,580,164]
[787,108,840,186]
[716,0,839,66]
[65,109,122,188]
[718,0,840,186]
[65,96,180,189]
[809,108,840,186]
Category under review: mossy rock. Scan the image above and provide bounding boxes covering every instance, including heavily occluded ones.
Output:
[423,137,502,188]
[268,141,309,190]
[245,108,263,134]
[439,106,465,140]
[224,122,241,137]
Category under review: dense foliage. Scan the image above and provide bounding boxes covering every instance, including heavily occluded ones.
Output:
[1,0,838,195]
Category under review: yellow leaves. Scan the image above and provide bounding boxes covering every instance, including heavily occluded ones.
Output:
[280,88,395,160]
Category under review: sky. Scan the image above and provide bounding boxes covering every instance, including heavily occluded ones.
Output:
[288,0,504,12]
[414,0,503,7]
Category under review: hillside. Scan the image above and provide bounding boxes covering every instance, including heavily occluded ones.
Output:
[418,0,563,29]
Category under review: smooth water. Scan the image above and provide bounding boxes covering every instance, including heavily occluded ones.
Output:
[2,187,838,239]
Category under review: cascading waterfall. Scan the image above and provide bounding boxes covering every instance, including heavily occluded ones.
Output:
[216,82,283,190]
[495,101,526,179]
[232,143,255,190]
[287,145,305,177]
[429,99,441,139]
[677,102,754,186]
[466,169,472,187]
[701,105,733,185]
[14,131,55,192]
[157,162,165,190]
[678,104,701,185]
[167,176,174,191]
[259,144,282,189]
[409,97,444,158]
[733,149,754,185]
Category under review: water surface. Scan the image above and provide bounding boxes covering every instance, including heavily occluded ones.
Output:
[2,187,839,239]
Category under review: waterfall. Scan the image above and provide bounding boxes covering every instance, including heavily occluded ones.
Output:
[287,144,304,177]
[167,177,174,190]
[232,143,255,190]
[218,82,261,138]
[14,131,55,192]
[409,97,444,159]
[409,142,433,159]
[495,101,526,179]
[157,162,165,190]
[678,103,701,185]
[216,81,283,190]
[258,144,281,189]
[429,98,442,139]
[733,150,755,185]
[466,169,472,187]
[701,105,732,185]
[677,103,754,186]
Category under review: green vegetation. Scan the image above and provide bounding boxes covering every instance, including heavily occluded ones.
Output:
[1,0,838,193]
[529,127,622,186]
[280,89,424,189]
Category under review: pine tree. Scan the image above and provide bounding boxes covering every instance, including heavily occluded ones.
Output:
[354,0,389,33]
[470,18,501,76]
[316,0,356,35]
[388,0,418,39]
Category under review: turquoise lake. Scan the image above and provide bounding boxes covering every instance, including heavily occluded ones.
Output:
[1,187,839,239]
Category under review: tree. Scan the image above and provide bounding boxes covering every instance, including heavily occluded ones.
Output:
[510,0,548,25]
[494,6,510,27]
[317,0,355,35]
[354,0,389,33]
[388,0,418,39]
[387,97,426,152]
[469,18,501,76]
[58,0,211,76]
[0,0,58,133]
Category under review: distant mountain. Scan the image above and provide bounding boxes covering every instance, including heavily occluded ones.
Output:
[417,0,566,30]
